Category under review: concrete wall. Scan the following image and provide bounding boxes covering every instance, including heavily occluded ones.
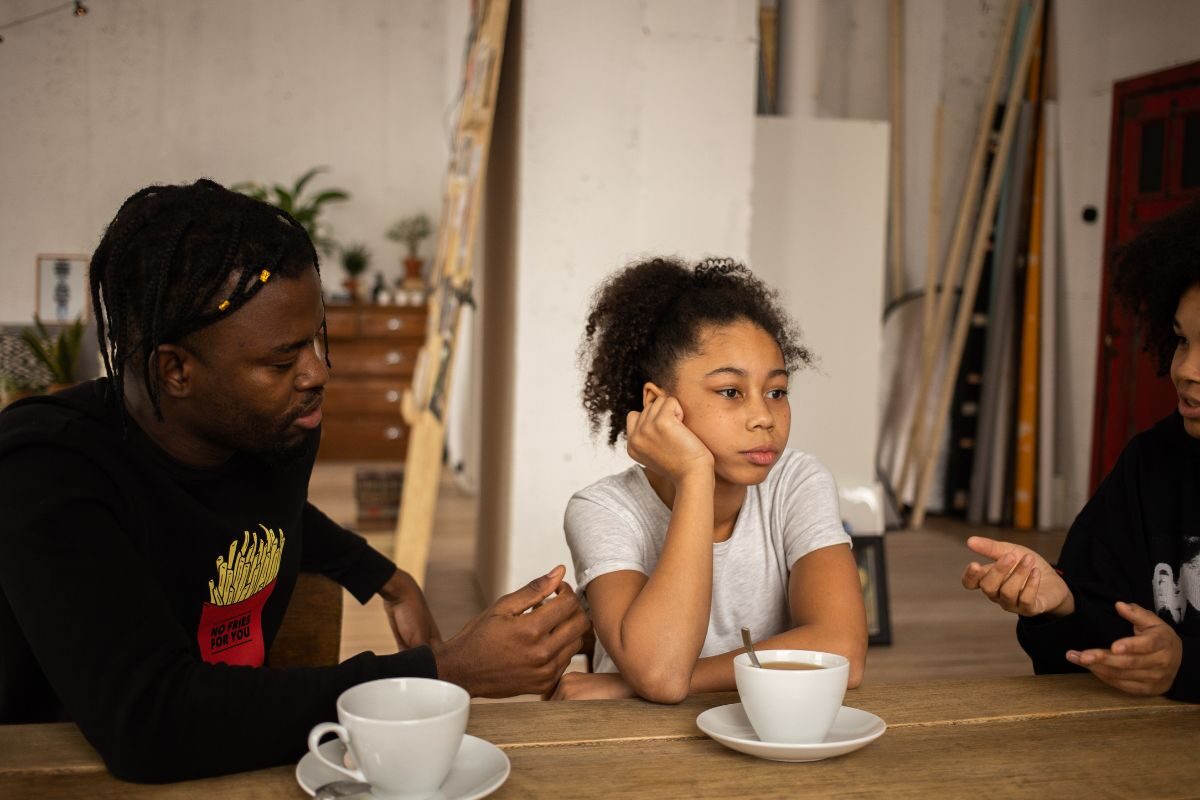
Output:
[0,0,449,322]
[478,0,759,595]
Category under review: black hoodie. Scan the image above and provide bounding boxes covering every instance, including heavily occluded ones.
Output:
[0,380,435,782]
[1017,412,1200,702]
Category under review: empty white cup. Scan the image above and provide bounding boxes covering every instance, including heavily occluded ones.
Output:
[734,649,849,744]
[307,677,469,800]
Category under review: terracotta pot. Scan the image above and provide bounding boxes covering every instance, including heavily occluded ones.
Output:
[342,277,362,303]
[403,257,424,282]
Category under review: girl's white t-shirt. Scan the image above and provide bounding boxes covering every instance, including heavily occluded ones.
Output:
[563,449,851,674]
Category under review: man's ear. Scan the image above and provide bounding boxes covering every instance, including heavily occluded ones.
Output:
[152,344,194,399]
[642,382,666,409]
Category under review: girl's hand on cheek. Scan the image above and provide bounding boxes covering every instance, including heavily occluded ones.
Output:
[626,394,714,485]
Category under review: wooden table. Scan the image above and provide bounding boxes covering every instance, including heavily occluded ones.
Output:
[3,675,1198,798]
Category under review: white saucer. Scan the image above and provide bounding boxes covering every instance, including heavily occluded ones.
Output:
[696,703,886,762]
[296,735,510,799]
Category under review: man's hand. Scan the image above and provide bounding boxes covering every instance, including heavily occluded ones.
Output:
[550,672,637,701]
[432,566,591,698]
[961,536,1074,617]
[379,569,442,650]
[1066,601,1183,696]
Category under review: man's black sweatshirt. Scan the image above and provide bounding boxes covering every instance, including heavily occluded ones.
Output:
[1017,412,1200,702]
[0,380,436,782]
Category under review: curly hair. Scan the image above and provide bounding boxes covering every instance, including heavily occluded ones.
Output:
[1112,199,1200,375]
[580,257,812,446]
[89,179,325,420]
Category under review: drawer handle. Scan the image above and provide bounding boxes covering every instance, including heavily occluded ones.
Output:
[385,390,400,403]
[385,351,403,365]
[385,426,402,440]
[388,317,403,331]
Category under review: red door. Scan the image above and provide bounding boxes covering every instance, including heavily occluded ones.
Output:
[1091,61,1200,492]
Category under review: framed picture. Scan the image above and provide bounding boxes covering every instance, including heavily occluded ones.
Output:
[36,254,90,323]
[851,534,892,645]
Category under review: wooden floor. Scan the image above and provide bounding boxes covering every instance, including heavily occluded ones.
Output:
[311,464,1068,690]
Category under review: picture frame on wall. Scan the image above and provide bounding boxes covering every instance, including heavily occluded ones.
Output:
[35,254,90,323]
[851,534,892,645]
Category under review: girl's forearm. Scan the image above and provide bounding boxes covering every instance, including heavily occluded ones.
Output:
[614,473,715,701]
[687,624,869,694]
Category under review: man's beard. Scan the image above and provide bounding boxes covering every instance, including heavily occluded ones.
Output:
[258,426,318,466]
[203,400,317,466]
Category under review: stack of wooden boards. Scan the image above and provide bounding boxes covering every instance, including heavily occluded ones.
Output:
[896,0,1060,531]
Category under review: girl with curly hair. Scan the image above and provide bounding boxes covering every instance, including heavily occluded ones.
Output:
[962,200,1200,702]
[553,257,867,702]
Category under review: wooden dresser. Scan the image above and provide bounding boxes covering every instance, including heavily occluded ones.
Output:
[318,303,426,461]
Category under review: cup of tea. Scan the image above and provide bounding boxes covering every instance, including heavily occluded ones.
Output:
[733,649,849,744]
[307,677,469,800]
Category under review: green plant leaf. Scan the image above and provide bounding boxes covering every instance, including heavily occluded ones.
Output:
[292,166,327,198]
[21,316,85,384]
[272,185,295,213]
[311,190,349,207]
[19,329,52,373]
[292,208,318,229]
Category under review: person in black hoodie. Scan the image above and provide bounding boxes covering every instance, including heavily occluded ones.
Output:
[962,199,1200,702]
[0,180,589,782]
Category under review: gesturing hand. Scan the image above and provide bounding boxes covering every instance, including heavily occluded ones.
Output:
[432,566,591,698]
[625,385,713,486]
[1066,601,1183,696]
[380,569,442,650]
[961,536,1074,617]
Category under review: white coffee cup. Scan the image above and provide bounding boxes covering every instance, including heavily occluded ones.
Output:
[733,649,849,744]
[307,677,469,800]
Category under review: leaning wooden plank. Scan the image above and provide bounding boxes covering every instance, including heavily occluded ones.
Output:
[911,0,1044,529]
[394,0,511,578]
[896,0,1020,503]
[1014,104,1047,529]
[922,102,944,375]
[1037,102,1059,530]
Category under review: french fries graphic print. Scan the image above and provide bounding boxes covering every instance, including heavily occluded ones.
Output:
[197,525,286,666]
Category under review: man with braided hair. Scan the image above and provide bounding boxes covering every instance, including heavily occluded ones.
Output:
[0,180,588,782]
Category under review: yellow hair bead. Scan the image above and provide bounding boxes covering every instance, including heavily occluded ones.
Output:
[259,269,271,283]
[218,300,231,311]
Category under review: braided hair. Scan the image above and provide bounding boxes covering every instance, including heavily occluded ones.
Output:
[580,257,812,446]
[89,179,327,420]
[1112,198,1200,375]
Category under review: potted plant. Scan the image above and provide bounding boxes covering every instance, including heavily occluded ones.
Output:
[232,167,349,256]
[340,243,371,302]
[0,375,38,410]
[386,213,433,284]
[20,315,86,393]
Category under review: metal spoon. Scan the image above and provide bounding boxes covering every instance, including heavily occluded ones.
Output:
[740,627,762,668]
[314,779,373,799]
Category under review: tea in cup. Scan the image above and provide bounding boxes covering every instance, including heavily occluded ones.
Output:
[307,677,469,800]
[733,649,849,743]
